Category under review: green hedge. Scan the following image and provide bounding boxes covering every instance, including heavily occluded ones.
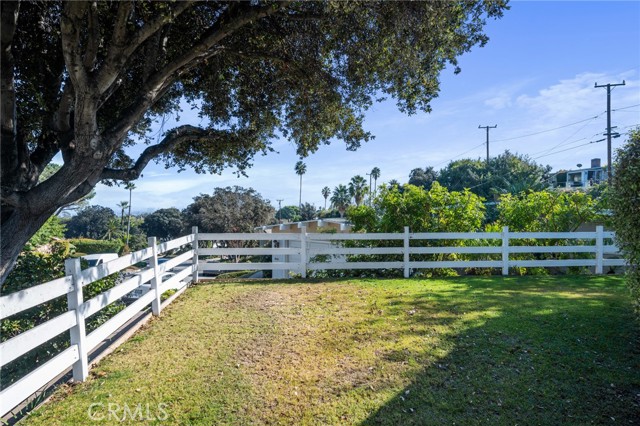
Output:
[67,238,122,254]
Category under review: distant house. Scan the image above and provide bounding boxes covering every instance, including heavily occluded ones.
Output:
[553,158,607,190]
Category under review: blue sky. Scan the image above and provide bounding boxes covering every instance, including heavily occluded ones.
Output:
[91,1,640,214]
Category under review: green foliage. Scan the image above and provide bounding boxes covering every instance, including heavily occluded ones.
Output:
[67,238,123,255]
[276,205,301,222]
[1,242,124,389]
[183,186,275,233]
[408,166,438,190]
[330,184,351,217]
[26,216,66,249]
[141,208,185,240]
[497,190,600,232]
[348,175,368,206]
[610,128,640,313]
[373,182,485,233]
[438,150,551,200]
[346,205,377,232]
[299,203,318,221]
[65,206,117,239]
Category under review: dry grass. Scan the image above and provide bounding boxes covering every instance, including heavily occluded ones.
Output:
[22,276,640,425]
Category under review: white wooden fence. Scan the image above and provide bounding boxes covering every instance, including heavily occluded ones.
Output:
[0,226,625,417]
[0,230,198,417]
[199,226,624,278]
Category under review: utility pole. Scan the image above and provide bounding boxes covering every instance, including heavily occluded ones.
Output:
[595,80,625,181]
[478,125,497,164]
[276,199,284,223]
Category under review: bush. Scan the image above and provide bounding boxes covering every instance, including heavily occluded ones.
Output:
[67,238,122,254]
[610,128,640,314]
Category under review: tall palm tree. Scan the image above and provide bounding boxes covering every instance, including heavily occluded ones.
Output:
[330,184,351,217]
[116,201,129,232]
[370,167,381,198]
[321,186,331,209]
[124,182,136,246]
[348,175,368,206]
[295,161,307,208]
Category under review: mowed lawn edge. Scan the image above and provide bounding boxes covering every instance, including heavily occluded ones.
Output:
[21,276,640,425]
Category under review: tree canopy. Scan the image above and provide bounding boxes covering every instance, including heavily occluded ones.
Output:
[141,207,185,241]
[183,186,275,233]
[0,0,507,283]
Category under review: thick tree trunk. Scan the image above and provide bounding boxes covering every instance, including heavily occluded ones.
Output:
[0,207,54,285]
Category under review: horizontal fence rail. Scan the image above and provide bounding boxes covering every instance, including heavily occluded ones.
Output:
[1,225,626,418]
[0,229,198,418]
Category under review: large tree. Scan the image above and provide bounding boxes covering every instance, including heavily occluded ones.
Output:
[65,205,117,239]
[141,207,185,241]
[0,1,507,283]
[182,186,274,233]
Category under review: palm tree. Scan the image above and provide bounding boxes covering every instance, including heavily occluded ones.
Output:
[321,186,331,209]
[371,167,381,198]
[330,184,351,217]
[124,182,136,246]
[348,175,368,206]
[295,161,306,208]
[117,201,129,232]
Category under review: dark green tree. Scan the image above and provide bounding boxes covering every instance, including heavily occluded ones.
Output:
[321,186,331,210]
[65,206,117,239]
[183,186,275,233]
[276,205,301,222]
[295,161,307,208]
[610,128,640,313]
[408,166,438,190]
[142,208,185,241]
[0,1,507,283]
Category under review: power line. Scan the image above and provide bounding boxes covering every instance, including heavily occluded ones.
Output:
[433,142,485,168]
[491,114,603,143]
[532,138,606,160]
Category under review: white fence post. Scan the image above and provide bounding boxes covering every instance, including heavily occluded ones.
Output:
[502,226,510,276]
[404,226,410,278]
[64,258,89,381]
[148,237,162,316]
[300,227,307,278]
[192,226,199,284]
[596,225,604,274]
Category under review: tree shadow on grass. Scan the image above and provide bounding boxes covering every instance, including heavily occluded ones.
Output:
[359,276,640,425]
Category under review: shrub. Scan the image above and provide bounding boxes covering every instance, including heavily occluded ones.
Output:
[610,128,640,314]
[67,238,122,254]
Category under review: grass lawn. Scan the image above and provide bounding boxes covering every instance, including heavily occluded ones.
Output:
[21,276,639,425]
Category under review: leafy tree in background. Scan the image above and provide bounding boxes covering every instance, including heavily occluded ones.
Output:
[65,206,117,239]
[408,166,438,190]
[142,208,185,241]
[27,216,66,249]
[276,205,301,223]
[321,186,331,210]
[183,186,275,233]
[330,184,351,217]
[349,175,369,206]
[437,151,551,200]
[0,0,508,283]
[610,128,640,313]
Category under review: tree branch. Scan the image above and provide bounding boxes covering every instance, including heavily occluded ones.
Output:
[60,2,89,90]
[95,1,194,94]
[104,2,290,145]
[101,125,211,181]
[82,1,100,70]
